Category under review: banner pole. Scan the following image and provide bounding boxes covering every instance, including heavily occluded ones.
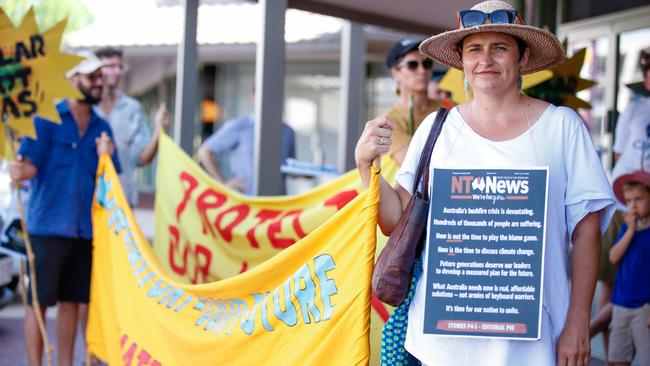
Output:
[18,260,27,304]
[5,126,52,366]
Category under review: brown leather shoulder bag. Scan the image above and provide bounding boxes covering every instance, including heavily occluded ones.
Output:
[372,108,448,307]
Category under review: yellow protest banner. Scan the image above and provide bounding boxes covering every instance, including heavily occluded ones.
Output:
[152,134,397,364]
[88,154,380,365]
[154,133,397,283]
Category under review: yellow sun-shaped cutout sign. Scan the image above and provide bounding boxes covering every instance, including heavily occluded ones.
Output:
[438,39,596,112]
[439,68,553,105]
[0,7,83,159]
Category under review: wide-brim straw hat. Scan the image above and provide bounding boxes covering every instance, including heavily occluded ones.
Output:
[613,171,650,205]
[420,0,565,74]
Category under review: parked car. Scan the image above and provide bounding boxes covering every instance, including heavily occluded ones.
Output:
[0,253,18,308]
[0,162,23,309]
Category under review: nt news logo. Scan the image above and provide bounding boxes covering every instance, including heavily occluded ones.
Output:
[450,174,530,201]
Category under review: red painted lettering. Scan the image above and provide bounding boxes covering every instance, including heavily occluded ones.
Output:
[168,225,189,276]
[176,172,198,221]
[136,350,151,366]
[122,339,137,366]
[120,334,129,348]
[268,210,301,249]
[119,334,161,366]
[323,190,358,210]
[191,244,212,284]
[196,188,227,237]
[215,204,250,242]
[292,214,307,239]
[246,209,282,248]
[168,226,213,284]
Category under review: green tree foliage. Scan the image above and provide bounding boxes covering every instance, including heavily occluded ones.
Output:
[0,0,93,33]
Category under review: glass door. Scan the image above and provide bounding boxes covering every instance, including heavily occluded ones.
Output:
[559,7,650,365]
[569,37,608,145]
[617,28,650,113]
[559,5,650,172]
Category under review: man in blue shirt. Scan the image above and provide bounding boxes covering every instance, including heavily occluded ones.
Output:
[198,105,295,196]
[8,51,121,366]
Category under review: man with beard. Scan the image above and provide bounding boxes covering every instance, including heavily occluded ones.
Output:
[8,51,121,366]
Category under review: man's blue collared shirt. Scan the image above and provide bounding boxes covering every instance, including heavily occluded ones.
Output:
[18,100,121,240]
[202,114,295,195]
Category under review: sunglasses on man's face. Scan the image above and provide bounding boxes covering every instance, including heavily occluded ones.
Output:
[86,71,104,83]
[457,9,518,28]
[399,59,434,71]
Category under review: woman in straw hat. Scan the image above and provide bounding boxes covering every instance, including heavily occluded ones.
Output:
[355,1,616,365]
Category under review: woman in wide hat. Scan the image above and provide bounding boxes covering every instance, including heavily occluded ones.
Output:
[355,1,616,365]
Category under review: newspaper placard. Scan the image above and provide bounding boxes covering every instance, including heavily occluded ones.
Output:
[423,168,548,340]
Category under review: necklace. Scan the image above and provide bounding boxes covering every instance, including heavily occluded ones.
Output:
[460,96,540,164]
[522,101,540,165]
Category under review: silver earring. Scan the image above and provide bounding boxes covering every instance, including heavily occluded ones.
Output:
[517,75,523,93]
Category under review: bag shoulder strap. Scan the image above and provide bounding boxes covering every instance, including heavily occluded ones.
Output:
[412,108,449,201]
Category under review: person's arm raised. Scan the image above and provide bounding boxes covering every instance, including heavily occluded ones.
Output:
[355,116,410,235]
[139,103,171,165]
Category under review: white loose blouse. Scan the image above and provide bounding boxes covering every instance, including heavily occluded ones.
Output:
[395,105,616,366]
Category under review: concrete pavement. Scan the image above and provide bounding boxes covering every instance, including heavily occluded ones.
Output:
[0,301,88,366]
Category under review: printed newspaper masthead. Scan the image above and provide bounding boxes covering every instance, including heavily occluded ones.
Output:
[424,168,549,340]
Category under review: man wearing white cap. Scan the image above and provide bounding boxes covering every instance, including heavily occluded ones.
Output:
[8,51,121,366]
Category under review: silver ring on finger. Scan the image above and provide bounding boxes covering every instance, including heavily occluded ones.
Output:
[379,136,389,145]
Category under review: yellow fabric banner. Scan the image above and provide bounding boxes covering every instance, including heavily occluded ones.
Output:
[152,135,397,364]
[153,134,397,283]
[88,154,380,365]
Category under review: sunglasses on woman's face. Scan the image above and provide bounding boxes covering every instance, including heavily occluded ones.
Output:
[399,59,434,71]
[457,9,518,28]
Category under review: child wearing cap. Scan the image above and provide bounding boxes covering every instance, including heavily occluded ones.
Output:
[608,174,650,366]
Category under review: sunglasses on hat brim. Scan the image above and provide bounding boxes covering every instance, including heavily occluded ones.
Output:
[457,9,519,28]
[398,59,434,71]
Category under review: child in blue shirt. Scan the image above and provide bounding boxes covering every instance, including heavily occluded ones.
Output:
[608,176,650,366]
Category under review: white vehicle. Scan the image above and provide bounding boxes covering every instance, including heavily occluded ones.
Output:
[0,162,24,309]
[0,253,18,308]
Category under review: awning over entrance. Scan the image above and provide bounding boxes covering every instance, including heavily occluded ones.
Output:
[288,0,480,34]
